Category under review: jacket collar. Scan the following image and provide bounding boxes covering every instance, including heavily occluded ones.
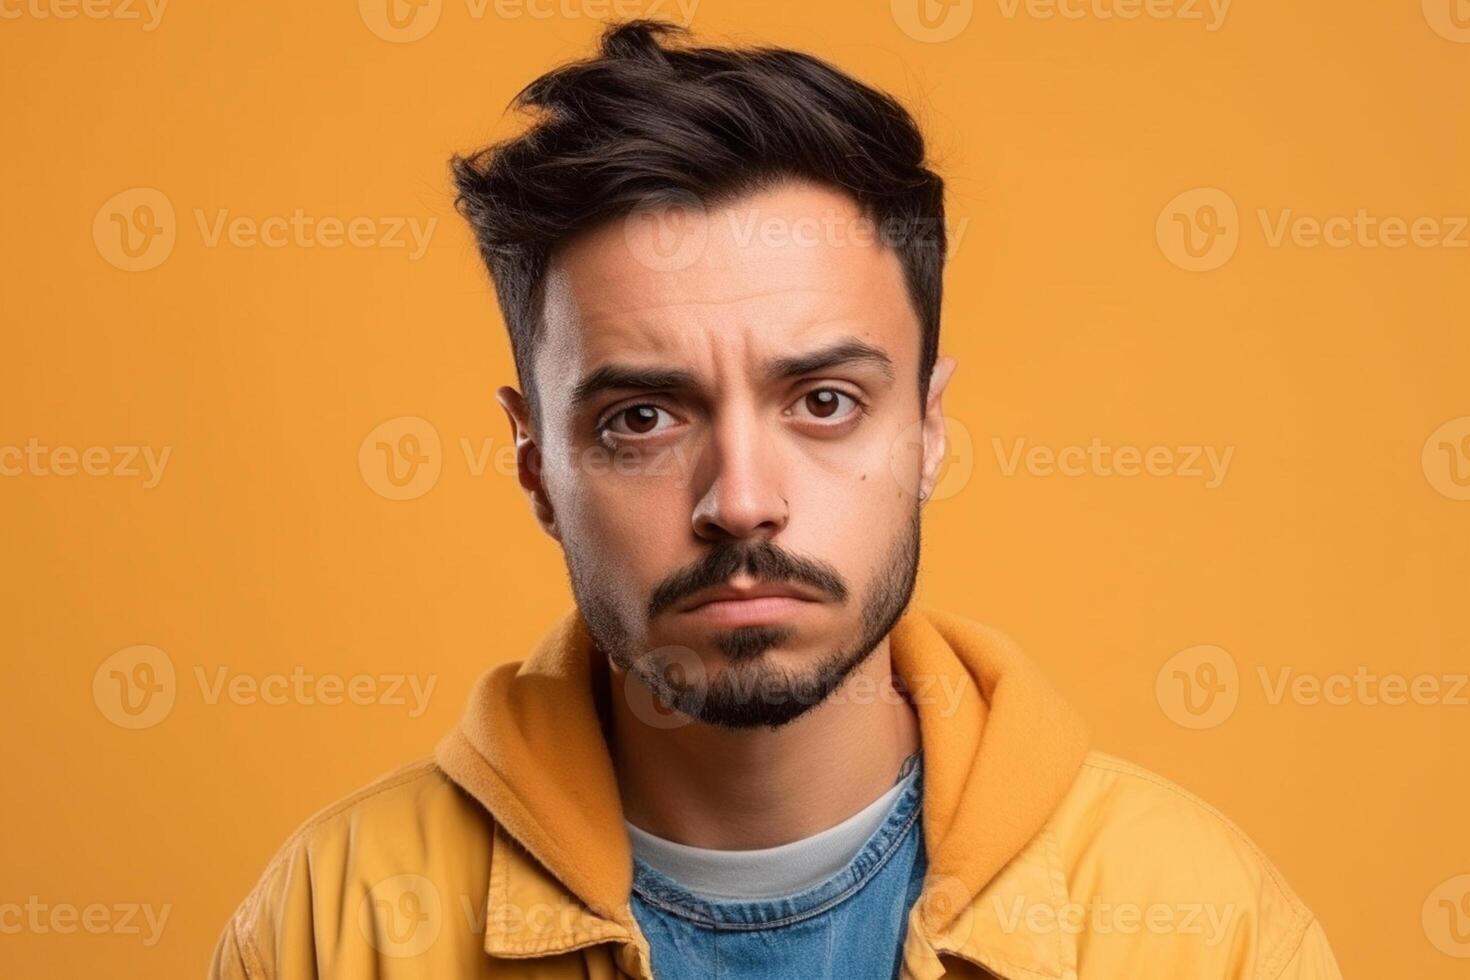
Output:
[435,603,1089,978]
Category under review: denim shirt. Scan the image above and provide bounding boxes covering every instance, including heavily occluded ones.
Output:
[629,761,927,980]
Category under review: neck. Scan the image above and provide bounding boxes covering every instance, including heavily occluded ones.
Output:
[609,636,921,850]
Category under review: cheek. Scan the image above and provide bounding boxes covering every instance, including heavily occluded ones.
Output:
[799,416,916,507]
[790,455,911,570]
[560,469,689,590]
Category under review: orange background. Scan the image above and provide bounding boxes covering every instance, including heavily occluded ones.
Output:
[2,1,1467,976]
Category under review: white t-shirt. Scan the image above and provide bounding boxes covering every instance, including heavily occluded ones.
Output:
[624,762,921,901]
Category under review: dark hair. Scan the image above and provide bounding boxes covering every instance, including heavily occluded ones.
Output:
[451,20,946,430]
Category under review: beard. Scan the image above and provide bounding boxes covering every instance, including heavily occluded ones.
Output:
[566,503,922,730]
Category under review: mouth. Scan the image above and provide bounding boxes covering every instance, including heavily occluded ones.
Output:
[677,581,823,626]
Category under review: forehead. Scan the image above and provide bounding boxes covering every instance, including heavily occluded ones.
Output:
[535,180,919,402]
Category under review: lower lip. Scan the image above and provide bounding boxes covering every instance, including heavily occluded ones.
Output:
[681,596,815,626]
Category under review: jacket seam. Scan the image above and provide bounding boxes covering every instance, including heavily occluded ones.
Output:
[232,908,266,979]
[1259,914,1321,980]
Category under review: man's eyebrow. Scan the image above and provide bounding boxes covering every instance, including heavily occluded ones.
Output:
[765,338,896,384]
[569,338,896,414]
[570,364,700,415]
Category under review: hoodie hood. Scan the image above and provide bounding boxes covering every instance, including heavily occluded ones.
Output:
[435,602,1089,932]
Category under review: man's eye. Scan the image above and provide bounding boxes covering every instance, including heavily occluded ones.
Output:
[601,404,675,437]
[791,388,862,423]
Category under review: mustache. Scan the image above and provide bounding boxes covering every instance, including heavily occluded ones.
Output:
[647,539,850,618]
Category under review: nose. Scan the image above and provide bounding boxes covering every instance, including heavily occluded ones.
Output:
[690,406,789,543]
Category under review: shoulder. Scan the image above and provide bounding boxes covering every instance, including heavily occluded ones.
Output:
[1043,750,1325,978]
[212,759,494,978]
[256,757,485,862]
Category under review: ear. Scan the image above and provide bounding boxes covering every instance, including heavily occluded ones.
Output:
[916,356,958,506]
[496,386,561,542]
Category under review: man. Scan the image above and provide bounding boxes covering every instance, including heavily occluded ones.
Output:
[209,20,1342,979]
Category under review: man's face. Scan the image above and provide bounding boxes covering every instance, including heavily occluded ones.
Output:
[506,179,954,728]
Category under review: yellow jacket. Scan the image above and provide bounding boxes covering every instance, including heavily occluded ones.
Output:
[209,604,1343,979]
